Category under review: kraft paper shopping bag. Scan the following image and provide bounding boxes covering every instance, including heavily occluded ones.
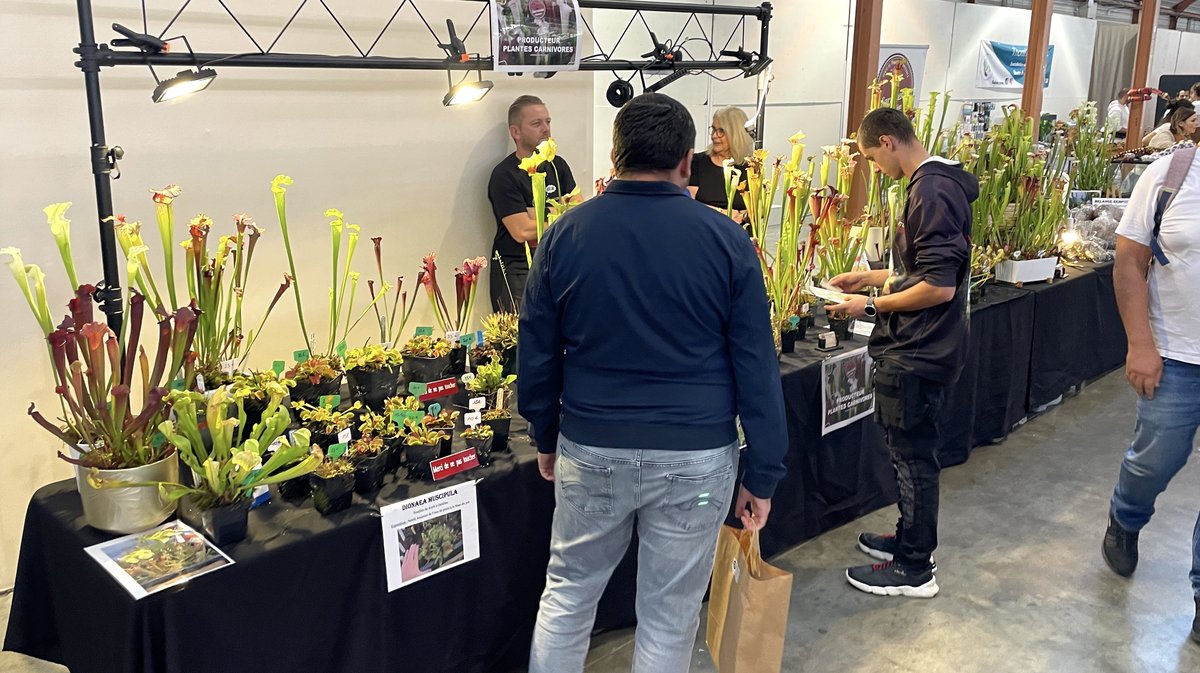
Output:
[706,525,793,673]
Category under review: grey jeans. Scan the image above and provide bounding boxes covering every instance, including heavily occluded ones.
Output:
[529,435,739,673]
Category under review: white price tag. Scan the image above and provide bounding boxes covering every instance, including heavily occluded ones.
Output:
[469,397,487,411]
[338,428,352,444]
[801,303,810,315]
[446,330,462,343]
[461,372,476,384]
[195,374,206,392]
[464,411,482,427]
[220,359,238,374]
[268,437,284,452]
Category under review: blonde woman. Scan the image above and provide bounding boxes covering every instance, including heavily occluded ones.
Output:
[688,107,753,222]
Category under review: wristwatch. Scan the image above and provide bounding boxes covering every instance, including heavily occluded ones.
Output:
[864,296,878,318]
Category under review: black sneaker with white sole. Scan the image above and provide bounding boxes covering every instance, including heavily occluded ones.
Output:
[857,533,938,572]
[846,561,939,598]
[1192,596,1199,645]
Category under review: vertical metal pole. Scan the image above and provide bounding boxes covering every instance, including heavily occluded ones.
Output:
[754,2,772,148]
[74,0,124,333]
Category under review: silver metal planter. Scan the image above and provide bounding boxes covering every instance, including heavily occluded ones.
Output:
[77,452,180,534]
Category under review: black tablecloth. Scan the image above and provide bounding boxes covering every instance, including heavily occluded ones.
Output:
[763,341,895,559]
[5,350,888,673]
[4,265,1126,673]
[5,448,555,673]
[941,283,1037,466]
[1027,263,1127,410]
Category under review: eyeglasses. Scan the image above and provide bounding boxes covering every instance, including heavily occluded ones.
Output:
[709,126,727,137]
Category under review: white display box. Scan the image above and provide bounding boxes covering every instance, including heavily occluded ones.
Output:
[994,257,1058,285]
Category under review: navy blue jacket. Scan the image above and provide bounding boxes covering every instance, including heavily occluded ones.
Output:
[517,179,788,498]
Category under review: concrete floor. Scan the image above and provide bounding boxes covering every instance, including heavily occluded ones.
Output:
[579,372,1200,673]
[2,371,1198,673]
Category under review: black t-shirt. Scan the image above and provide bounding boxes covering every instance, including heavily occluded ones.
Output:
[488,152,576,267]
[689,151,746,211]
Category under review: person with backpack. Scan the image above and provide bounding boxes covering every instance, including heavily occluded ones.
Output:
[1102,145,1200,645]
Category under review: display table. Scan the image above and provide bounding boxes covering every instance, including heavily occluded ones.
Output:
[4,350,888,673]
[1027,262,1127,411]
[4,263,1127,673]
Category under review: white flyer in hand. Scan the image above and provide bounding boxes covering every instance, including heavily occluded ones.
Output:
[807,284,853,304]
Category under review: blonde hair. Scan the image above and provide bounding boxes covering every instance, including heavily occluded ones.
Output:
[707,107,754,163]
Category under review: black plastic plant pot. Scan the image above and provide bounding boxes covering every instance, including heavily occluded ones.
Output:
[483,417,512,453]
[402,355,449,383]
[780,329,798,354]
[308,431,343,453]
[433,428,455,458]
[290,375,344,407]
[240,395,268,431]
[405,442,440,480]
[970,283,988,304]
[383,436,405,473]
[448,346,467,376]
[352,452,388,495]
[309,472,355,515]
[178,495,250,547]
[277,463,311,501]
[465,436,494,466]
[501,346,518,378]
[346,365,402,411]
[827,316,855,342]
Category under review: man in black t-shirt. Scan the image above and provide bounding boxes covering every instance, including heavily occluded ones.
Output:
[488,95,576,312]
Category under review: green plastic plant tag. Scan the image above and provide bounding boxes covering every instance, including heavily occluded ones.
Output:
[293,349,310,362]
[150,432,166,449]
[170,378,185,391]
[392,410,424,425]
[272,360,286,375]
[459,333,475,347]
[789,315,801,328]
[414,326,434,337]
[320,394,341,409]
[408,381,428,396]
[336,341,347,358]
[327,442,348,460]
[428,402,442,416]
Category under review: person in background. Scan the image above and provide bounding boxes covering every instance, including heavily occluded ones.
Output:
[1145,106,1199,150]
[1101,143,1200,646]
[1107,88,1130,139]
[520,93,787,673]
[688,106,752,223]
[827,107,977,598]
[488,95,576,312]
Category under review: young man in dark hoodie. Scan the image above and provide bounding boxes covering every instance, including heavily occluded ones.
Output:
[519,93,788,672]
[827,107,978,598]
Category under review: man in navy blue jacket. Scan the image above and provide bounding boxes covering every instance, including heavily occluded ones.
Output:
[829,107,977,599]
[519,93,788,673]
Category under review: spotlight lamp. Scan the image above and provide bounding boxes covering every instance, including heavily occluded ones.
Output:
[152,67,218,103]
[444,69,494,107]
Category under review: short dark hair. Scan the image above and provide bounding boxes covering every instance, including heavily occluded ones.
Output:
[508,95,544,126]
[612,93,695,173]
[857,107,918,149]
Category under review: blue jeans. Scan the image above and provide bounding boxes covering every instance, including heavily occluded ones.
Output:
[1110,358,1200,595]
[528,436,739,673]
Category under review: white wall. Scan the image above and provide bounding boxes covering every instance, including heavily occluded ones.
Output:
[0,0,592,587]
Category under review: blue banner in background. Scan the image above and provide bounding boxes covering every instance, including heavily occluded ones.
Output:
[977,40,1054,89]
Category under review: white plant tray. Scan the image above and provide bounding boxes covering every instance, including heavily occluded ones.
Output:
[994,257,1058,285]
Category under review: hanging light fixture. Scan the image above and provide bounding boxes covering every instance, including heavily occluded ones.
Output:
[152,67,218,103]
[443,69,494,107]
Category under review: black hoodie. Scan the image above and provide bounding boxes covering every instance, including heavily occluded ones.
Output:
[869,159,979,384]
